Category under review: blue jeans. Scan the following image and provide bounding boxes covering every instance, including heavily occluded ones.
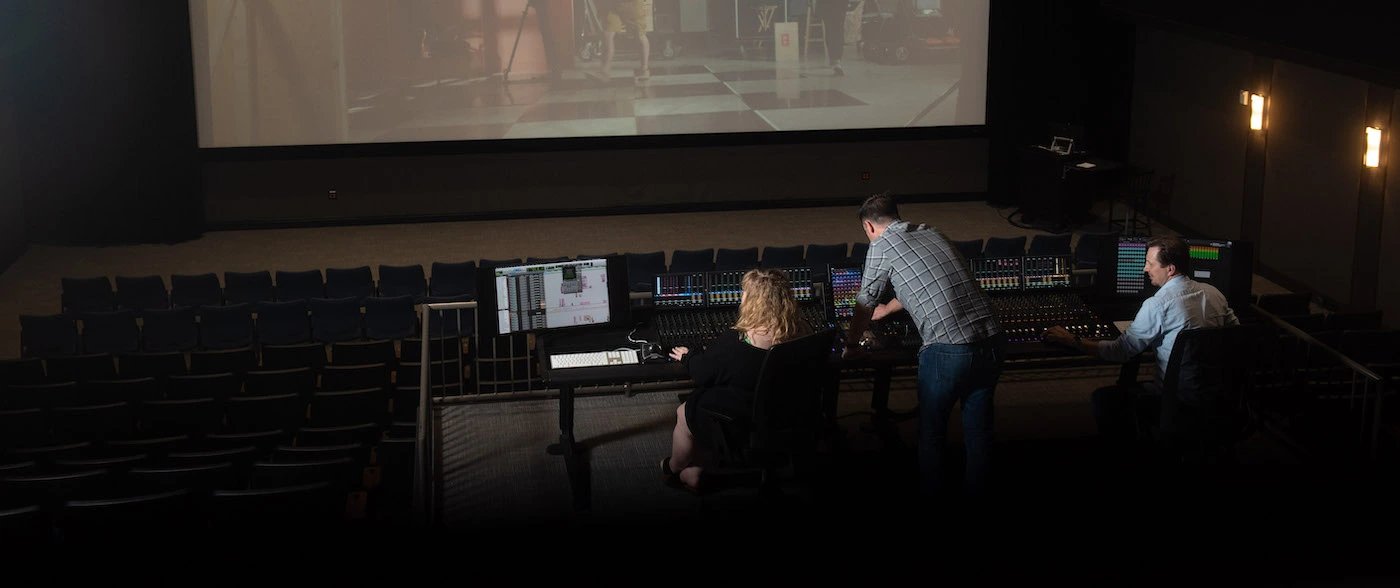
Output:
[917,335,1004,503]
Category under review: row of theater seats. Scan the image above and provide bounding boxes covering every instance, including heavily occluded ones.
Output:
[0,424,415,545]
[52,236,1079,317]
[18,300,472,358]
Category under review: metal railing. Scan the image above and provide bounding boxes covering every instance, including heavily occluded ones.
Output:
[1248,304,1389,461]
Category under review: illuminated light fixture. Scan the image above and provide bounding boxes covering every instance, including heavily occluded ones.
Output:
[1365,126,1382,168]
[1249,93,1264,131]
[1239,90,1250,106]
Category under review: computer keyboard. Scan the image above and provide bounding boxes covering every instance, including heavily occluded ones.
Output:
[548,349,641,370]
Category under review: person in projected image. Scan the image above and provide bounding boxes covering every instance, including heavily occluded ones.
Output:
[592,0,650,83]
[818,0,852,76]
[1042,236,1239,457]
[661,269,811,493]
[843,193,1004,508]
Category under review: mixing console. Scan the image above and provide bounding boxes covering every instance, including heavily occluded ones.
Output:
[971,257,1023,292]
[651,267,824,351]
[991,291,1118,347]
[1023,254,1073,290]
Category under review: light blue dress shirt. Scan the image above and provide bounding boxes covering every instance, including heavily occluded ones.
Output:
[1096,275,1240,379]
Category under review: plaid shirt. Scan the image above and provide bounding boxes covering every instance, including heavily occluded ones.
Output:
[856,220,1001,348]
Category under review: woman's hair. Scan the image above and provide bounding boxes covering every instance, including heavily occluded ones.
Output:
[733,268,808,344]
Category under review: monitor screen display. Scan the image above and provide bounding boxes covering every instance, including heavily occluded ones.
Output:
[483,256,629,335]
[186,0,991,148]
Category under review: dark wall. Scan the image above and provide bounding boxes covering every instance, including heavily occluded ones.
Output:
[987,0,1135,205]
[1126,16,1396,323]
[1259,62,1367,305]
[1381,92,1400,329]
[202,136,987,226]
[0,54,25,273]
[8,1,202,246]
[1128,29,1249,240]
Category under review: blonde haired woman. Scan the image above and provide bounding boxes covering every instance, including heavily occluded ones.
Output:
[661,268,812,492]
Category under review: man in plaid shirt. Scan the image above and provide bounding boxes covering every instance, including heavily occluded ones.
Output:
[844,193,1005,504]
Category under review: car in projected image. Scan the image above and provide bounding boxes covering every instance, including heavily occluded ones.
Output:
[859,0,961,64]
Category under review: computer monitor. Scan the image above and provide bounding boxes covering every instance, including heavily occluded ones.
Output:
[1183,238,1253,307]
[1097,236,1253,306]
[827,263,865,321]
[478,256,630,337]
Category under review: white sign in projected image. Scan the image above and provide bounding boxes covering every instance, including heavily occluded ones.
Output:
[188,0,988,147]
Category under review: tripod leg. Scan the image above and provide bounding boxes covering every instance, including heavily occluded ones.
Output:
[503,0,533,83]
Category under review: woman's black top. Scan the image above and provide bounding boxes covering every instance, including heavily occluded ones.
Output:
[682,332,768,448]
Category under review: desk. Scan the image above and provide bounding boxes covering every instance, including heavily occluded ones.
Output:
[1017,147,1123,231]
[539,329,687,509]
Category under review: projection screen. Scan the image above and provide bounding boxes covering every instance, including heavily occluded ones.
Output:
[189,0,989,148]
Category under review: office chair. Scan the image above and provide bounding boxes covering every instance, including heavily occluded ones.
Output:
[697,328,838,498]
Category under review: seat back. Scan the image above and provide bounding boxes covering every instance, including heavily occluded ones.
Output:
[255,300,311,345]
[80,310,140,355]
[705,329,838,465]
[19,314,79,358]
[760,245,805,269]
[1160,325,1259,453]
[1028,234,1072,255]
[624,251,666,292]
[61,277,115,314]
[115,275,170,315]
[804,243,848,283]
[139,307,198,352]
[951,239,984,261]
[669,249,714,273]
[428,261,478,299]
[170,273,223,308]
[325,266,375,303]
[983,236,1027,258]
[364,295,418,340]
[377,264,427,300]
[198,303,255,350]
[275,269,325,302]
[223,271,276,306]
[309,297,364,343]
[749,329,838,452]
[715,247,759,271]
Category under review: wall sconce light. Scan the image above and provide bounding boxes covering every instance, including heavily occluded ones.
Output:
[1239,90,1250,106]
[1249,93,1265,131]
[1365,126,1382,168]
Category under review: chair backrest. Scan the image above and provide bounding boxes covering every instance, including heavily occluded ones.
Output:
[669,249,715,274]
[1028,234,1072,255]
[715,247,760,271]
[377,265,427,300]
[61,277,115,314]
[983,236,1027,258]
[19,314,79,358]
[525,256,569,265]
[114,275,169,314]
[275,269,325,302]
[364,295,418,340]
[951,239,984,261]
[198,303,255,350]
[325,266,375,302]
[79,310,140,355]
[428,261,477,299]
[804,243,848,282]
[849,242,869,262]
[223,271,276,306]
[139,307,198,352]
[255,299,311,345]
[308,297,364,343]
[749,329,838,451]
[1160,325,1259,447]
[170,273,223,308]
[759,245,804,269]
[1073,233,1104,270]
[624,251,666,292]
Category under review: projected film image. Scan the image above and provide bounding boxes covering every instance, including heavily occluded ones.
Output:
[189,0,988,147]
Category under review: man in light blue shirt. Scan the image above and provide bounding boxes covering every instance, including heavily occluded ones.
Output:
[1044,236,1238,444]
